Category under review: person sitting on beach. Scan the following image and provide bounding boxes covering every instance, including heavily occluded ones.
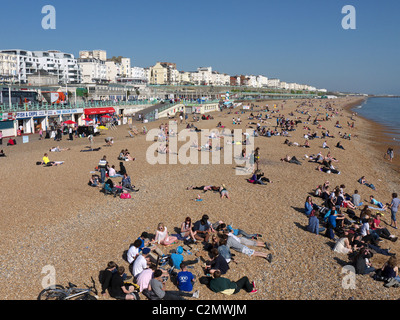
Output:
[335,141,345,150]
[305,196,321,216]
[0,149,6,157]
[109,266,138,300]
[322,141,329,149]
[352,190,363,207]
[42,153,59,166]
[105,137,114,146]
[248,170,272,185]
[108,165,124,178]
[121,173,135,190]
[88,174,100,187]
[180,216,197,243]
[204,248,230,276]
[371,213,398,242]
[333,233,353,254]
[7,138,16,146]
[306,210,325,235]
[193,214,215,243]
[170,246,199,270]
[118,161,127,176]
[154,223,178,246]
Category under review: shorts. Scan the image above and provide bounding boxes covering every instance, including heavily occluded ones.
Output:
[391,210,397,222]
[241,246,255,257]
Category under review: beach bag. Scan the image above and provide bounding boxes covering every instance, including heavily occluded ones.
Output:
[120,193,131,199]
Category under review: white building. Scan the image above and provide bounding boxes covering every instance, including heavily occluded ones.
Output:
[0,52,17,82]
[0,49,81,84]
[105,60,121,83]
[256,75,268,88]
[267,78,280,88]
[78,58,107,83]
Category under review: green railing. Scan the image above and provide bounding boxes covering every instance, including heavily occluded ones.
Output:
[0,99,159,112]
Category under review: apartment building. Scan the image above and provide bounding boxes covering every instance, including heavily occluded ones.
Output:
[0,52,17,82]
[78,58,108,83]
[79,50,107,61]
[0,49,81,84]
[149,62,178,85]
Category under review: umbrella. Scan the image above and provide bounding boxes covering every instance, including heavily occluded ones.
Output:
[64,120,76,124]
[101,115,112,118]
[82,117,93,121]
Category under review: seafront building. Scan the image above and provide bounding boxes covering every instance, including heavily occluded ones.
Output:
[0,49,81,84]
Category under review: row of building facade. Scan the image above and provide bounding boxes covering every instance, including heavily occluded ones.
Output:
[0,49,324,92]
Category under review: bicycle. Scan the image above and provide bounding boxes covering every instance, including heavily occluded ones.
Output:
[37,277,98,300]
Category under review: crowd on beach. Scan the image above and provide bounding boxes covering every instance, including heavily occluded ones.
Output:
[1,97,398,300]
[92,100,399,300]
[98,214,272,300]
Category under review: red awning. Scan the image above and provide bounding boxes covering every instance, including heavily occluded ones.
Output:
[84,107,115,115]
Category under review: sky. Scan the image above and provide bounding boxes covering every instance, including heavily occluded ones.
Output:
[1,0,400,95]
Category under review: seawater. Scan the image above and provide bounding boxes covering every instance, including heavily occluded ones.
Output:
[352,97,400,143]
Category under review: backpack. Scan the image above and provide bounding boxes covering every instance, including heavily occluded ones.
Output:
[120,193,131,199]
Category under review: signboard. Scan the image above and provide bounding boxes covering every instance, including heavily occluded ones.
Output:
[22,136,29,144]
[0,112,16,121]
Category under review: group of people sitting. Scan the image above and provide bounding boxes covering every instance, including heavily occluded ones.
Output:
[304,180,400,287]
[99,214,273,300]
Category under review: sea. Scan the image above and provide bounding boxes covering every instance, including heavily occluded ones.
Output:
[351,96,400,144]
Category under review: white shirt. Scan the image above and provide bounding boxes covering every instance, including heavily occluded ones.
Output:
[132,254,147,277]
[360,222,369,237]
[127,245,139,264]
[108,167,116,177]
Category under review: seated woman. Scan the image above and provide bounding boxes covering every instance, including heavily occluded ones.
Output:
[305,196,321,216]
[180,217,197,243]
[121,173,135,190]
[118,150,127,160]
[154,223,178,246]
[88,175,100,187]
[42,153,61,166]
[336,141,345,150]
[248,170,271,185]
[105,137,114,146]
[333,234,353,254]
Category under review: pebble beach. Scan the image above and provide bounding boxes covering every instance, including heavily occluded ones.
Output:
[1,96,399,301]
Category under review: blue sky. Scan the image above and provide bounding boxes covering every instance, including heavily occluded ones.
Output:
[1,0,400,95]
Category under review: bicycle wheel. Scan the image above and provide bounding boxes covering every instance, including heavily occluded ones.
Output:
[76,293,97,300]
[37,285,67,300]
